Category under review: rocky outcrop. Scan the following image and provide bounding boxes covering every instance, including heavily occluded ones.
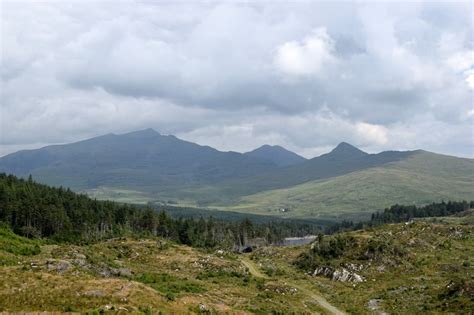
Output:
[46,259,71,273]
[313,266,364,283]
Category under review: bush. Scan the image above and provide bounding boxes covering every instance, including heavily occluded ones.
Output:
[0,227,41,256]
[135,272,206,297]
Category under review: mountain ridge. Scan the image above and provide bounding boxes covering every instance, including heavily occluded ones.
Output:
[244,144,307,166]
[0,129,280,190]
[0,129,472,221]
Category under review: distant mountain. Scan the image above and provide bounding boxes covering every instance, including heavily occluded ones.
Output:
[1,131,472,222]
[207,142,416,198]
[0,129,278,190]
[328,142,368,159]
[244,145,306,167]
[221,150,474,220]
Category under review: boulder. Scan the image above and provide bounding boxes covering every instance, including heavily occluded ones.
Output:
[47,259,71,273]
[110,267,133,277]
[313,265,364,283]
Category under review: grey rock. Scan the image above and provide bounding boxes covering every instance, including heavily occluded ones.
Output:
[111,268,132,277]
[313,266,364,283]
[47,259,71,273]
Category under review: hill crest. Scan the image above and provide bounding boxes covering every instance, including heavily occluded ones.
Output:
[244,144,306,167]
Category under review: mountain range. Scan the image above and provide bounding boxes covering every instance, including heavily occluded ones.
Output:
[1,128,473,221]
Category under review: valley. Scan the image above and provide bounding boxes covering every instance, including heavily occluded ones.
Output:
[0,166,472,313]
[3,1,473,313]
[1,130,472,221]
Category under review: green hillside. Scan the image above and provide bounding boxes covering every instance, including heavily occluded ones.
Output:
[217,151,474,221]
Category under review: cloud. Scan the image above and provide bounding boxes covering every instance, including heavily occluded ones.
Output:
[273,28,336,76]
[1,1,473,158]
[355,123,388,146]
[465,70,474,90]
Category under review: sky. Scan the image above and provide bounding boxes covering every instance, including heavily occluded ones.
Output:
[1,0,473,158]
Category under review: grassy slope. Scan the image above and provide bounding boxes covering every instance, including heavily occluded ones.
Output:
[1,216,472,314]
[0,213,474,314]
[0,227,328,314]
[250,217,474,314]
[219,151,474,220]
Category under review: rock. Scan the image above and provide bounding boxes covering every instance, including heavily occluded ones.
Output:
[199,303,208,311]
[99,269,111,277]
[344,263,363,272]
[110,268,132,277]
[332,268,350,282]
[313,266,334,278]
[47,259,71,273]
[367,299,388,315]
[313,266,364,283]
[72,258,88,268]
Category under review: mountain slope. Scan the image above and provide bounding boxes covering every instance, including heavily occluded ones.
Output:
[218,151,474,220]
[191,143,417,200]
[244,145,306,166]
[0,129,278,190]
[1,131,472,222]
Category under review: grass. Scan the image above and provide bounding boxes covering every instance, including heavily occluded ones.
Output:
[245,218,474,314]
[0,226,41,258]
[0,215,472,313]
[217,152,474,220]
[0,236,325,313]
[135,272,206,300]
[82,151,474,221]
[85,187,153,204]
[292,220,474,314]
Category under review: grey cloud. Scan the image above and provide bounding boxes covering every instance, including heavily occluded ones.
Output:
[1,1,473,158]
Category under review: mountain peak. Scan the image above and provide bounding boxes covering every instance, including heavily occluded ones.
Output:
[245,144,306,167]
[255,144,283,151]
[330,142,368,157]
[123,128,160,137]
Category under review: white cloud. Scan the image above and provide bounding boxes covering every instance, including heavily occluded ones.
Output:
[355,123,388,146]
[446,51,474,73]
[465,70,474,90]
[273,28,336,76]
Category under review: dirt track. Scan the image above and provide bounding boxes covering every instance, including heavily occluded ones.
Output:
[240,256,345,315]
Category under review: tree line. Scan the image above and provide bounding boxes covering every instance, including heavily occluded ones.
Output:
[0,173,320,248]
[325,200,474,234]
